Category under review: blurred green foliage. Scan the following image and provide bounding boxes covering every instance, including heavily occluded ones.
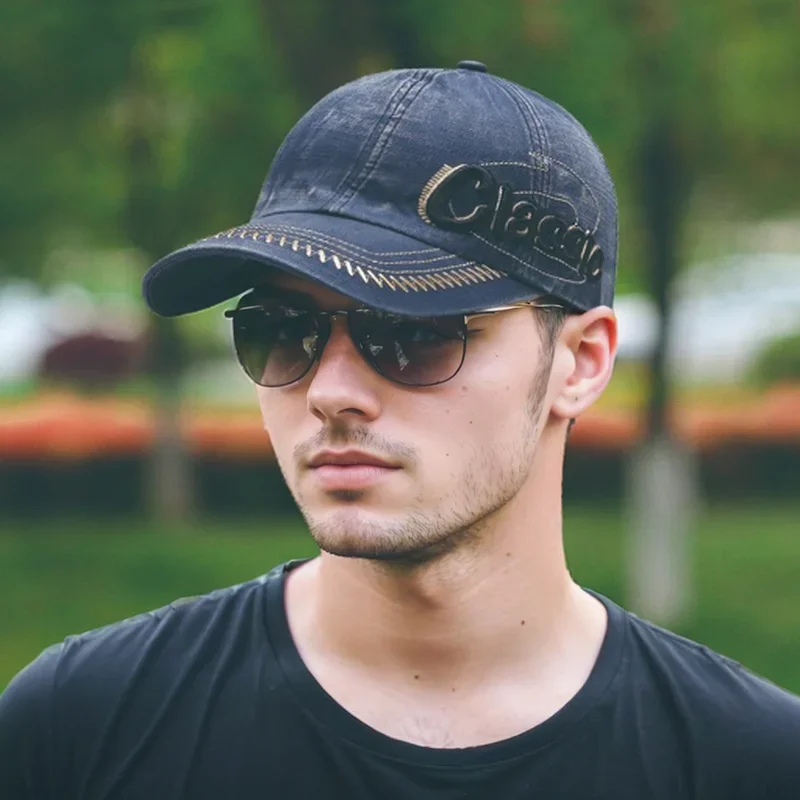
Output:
[2,1,800,287]
[3,503,800,694]
[750,332,800,387]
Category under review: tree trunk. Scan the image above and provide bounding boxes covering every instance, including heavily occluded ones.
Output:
[146,315,193,523]
[123,80,194,524]
[626,121,697,625]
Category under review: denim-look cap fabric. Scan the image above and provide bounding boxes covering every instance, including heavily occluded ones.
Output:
[142,64,618,318]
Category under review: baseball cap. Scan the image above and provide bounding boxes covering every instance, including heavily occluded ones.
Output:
[142,61,618,319]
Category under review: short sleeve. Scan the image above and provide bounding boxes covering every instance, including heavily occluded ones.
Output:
[744,690,800,798]
[0,645,63,800]
[718,669,800,798]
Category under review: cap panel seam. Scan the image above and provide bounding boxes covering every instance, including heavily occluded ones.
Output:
[502,81,551,200]
[502,80,603,235]
[322,71,421,213]
[494,79,545,199]
[328,69,435,214]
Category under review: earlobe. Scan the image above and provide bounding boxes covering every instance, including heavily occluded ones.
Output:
[550,308,617,422]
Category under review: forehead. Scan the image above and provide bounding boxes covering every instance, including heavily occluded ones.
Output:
[250,269,359,309]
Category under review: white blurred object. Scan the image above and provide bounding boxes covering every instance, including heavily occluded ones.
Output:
[46,283,97,337]
[0,281,57,381]
[0,281,147,383]
[96,292,148,340]
[1,252,799,387]
[614,253,800,381]
[669,254,800,381]
[614,295,660,361]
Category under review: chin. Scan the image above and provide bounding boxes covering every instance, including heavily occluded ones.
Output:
[302,505,470,567]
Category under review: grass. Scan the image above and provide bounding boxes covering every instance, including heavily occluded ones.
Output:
[2,503,800,694]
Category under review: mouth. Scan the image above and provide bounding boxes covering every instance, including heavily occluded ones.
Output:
[307,450,401,491]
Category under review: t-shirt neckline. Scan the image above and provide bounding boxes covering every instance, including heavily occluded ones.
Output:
[263,558,629,768]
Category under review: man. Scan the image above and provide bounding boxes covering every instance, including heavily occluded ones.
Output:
[2,61,799,799]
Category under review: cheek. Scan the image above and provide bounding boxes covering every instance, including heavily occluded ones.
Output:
[422,382,529,469]
[469,385,529,442]
[453,334,552,437]
[257,391,304,469]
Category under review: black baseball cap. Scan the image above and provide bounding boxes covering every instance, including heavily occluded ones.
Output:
[142,61,618,318]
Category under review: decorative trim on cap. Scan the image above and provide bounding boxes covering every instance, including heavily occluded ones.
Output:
[211,226,504,293]
[418,164,455,225]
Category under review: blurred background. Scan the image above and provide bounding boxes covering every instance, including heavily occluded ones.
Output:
[1,1,798,693]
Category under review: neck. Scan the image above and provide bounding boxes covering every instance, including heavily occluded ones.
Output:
[285,435,607,692]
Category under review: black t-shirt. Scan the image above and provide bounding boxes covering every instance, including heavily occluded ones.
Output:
[2,559,800,799]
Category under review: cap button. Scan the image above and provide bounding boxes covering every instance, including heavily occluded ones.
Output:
[457,60,488,73]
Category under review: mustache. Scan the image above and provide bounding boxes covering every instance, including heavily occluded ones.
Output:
[294,426,417,468]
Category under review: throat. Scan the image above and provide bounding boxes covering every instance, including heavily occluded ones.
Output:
[297,654,598,749]
[289,552,599,684]
[284,560,609,748]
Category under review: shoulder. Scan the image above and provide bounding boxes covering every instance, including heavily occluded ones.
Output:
[0,642,63,798]
[52,570,274,698]
[0,569,280,796]
[48,571,269,680]
[624,608,800,719]
[625,609,800,795]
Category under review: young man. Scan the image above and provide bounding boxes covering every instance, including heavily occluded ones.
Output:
[2,61,799,799]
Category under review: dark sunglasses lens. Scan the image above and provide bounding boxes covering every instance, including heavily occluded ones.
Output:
[353,314,466,386]
[232,309,318,387]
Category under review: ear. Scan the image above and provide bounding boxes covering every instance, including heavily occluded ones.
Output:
[549,306,617,422]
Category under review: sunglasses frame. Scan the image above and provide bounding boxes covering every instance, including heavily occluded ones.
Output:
[224,299,569,388]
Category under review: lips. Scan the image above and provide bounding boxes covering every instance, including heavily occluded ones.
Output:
[308,450,397,469]
[307,450,400,491]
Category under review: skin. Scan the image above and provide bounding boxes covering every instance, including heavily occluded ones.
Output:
[255,271,618,747]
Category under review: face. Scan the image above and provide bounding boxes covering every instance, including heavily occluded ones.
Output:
[252,275,563,566]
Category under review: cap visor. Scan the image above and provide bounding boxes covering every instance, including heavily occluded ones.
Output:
[142,212,539,317]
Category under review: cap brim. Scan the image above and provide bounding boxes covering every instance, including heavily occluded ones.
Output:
[142,212,540,318]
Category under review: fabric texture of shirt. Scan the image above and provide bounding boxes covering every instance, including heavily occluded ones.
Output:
[2,559,799,799]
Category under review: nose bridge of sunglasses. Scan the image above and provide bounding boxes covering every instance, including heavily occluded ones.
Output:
[314,310,364,362]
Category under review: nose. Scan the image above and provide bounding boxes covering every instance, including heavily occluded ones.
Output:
[306,317,382,424]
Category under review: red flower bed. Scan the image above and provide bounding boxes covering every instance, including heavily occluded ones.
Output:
[1,387,798,461]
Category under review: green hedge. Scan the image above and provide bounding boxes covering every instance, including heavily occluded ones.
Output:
[2,504,800,696]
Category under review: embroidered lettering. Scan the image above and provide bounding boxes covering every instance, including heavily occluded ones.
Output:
[421,164,602,278]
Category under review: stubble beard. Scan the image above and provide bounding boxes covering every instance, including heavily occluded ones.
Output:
[297,359,553,568]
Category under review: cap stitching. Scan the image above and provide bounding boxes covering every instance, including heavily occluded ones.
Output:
[486,151,602,235]
[471,231,587,285]
[212,227,505,291]
[540,154,603,235]
[329,70,434,214]
[501,81,551,200]
[260,223,457,264]
[480,160,548,171]
[510,189,580,222]
[478,159,585,222]
[495,80,538,199]
[260,222,440,255]
[324,72,421,213]
[246,226,461,268]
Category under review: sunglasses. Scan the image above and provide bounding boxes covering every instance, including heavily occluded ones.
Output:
[224,299,567,388]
